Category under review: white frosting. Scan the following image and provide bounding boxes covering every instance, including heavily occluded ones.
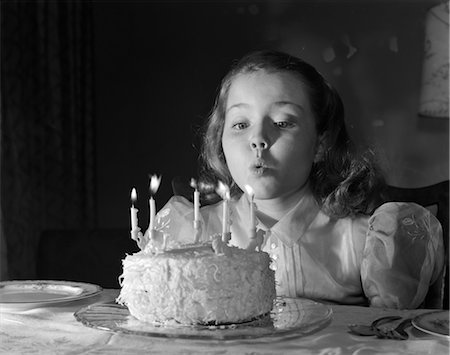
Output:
[117,243,276,325]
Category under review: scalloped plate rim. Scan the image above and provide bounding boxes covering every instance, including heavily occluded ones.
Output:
[0,280,103,307]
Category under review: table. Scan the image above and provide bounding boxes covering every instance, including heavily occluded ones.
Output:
[0,289,448,354]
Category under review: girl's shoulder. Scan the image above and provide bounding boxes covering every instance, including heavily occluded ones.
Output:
[370,201,440,227]
[159,195,193,215]
[161,195,224,220]
[348,201,443,246]
[366,201,443,244]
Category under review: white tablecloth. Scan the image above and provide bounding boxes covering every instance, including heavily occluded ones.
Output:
[0,289,448,354]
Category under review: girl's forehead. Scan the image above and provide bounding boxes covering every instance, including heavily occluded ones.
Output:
[229,70,307,92]
[226,70,310,105]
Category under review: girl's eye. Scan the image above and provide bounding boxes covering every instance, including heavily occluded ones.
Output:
[274,121,294,128]
[232,122,248,130]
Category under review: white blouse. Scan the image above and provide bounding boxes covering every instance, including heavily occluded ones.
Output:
[151,193,444,309]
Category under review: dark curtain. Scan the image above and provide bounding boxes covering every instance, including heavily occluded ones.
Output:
[1,1,96,280]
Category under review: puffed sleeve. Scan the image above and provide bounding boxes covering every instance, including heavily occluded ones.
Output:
[151,195,202,245]
[361,202,444,309]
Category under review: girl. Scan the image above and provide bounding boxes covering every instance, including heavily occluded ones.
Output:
[150,50,444,309]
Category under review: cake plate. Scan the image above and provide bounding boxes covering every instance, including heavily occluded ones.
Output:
[74,297,332,341]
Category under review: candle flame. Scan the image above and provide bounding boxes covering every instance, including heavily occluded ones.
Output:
[131,187,137,203]
[190,178,197,190]
[244,184,254,199]
[149,174,162,195]
[198,181,215,193]
[216,181,230,200]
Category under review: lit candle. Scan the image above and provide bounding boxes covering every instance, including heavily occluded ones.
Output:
[190,178,200,222]
[223,198,229,235]
[149,196,155,230]
[244,184,256,238]
[130,188,139,231]
[216,181,230,235]
[148,174,162,231]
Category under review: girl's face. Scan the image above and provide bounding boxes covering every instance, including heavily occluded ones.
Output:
[222,70,321,200]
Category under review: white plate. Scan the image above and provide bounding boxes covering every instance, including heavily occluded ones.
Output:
[0,280,102,310]
[74,297,332,341]
[412,310,449,338]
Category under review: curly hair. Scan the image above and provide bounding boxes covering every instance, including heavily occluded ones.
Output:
[200,50,385,218]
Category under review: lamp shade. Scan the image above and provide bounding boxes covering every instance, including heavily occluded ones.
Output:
[418,1,449,118]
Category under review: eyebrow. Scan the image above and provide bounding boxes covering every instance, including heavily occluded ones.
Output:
[226,103,249,113]
[226,101,304,113]
[273,101,305,112]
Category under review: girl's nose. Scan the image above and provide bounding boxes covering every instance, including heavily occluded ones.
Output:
[251,140,267,150]
[249,124,269,152]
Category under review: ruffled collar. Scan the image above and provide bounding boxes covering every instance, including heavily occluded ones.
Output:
[235,189,321,248]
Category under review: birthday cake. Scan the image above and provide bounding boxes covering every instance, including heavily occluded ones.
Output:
[116,241,276,325]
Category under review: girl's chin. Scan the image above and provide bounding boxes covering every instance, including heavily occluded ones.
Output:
[240,177,276,193]
[246,186,282,200]
[242,181,308,201]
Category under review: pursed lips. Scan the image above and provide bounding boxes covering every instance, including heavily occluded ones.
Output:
[249,159,270,174]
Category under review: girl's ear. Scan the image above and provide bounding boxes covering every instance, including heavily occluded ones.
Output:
[314,133,327,163]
